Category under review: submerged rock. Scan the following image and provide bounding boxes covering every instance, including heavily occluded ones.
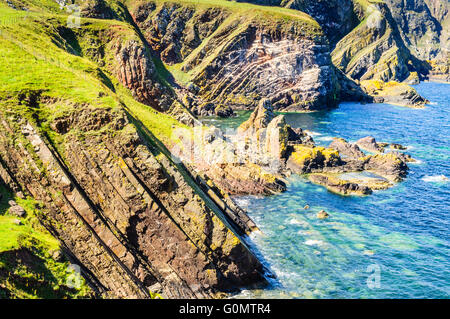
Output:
[317,210,330,219]
[309,174,372,196]
[390,143,407,150]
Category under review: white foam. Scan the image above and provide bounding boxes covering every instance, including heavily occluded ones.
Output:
[409,159,423,165]
[422,175,448,183]
[305,130,322,136]
[316,136,334,141]
[304,239,325,247]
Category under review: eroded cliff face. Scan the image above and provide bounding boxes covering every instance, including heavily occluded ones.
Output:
[237,0,433,104]
[281,0,359,47]
[0,99,267,298]
[235,0,359,46]
[127,0,339,112]
[383,0,443,60]
[331,2,427,82]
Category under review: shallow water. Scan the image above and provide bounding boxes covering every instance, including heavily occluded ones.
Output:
[206,82,450,298]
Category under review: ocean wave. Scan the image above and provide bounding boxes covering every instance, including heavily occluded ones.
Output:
[316,136,334,141]
[304,239,325,247]
[409,159,423,165]
[422,175,448,183]
[305,130,322,136]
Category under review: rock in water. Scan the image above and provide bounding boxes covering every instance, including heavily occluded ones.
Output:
[317,210,330,219]
[356,136,385,153]
[329,138,365,159]
[390,143,407,150]
[238,99,275,136]
[265,115,289,159]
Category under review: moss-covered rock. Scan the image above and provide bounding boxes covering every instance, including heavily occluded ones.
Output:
[360,80,429,107]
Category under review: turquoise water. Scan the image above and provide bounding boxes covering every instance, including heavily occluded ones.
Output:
[211,82,450,298]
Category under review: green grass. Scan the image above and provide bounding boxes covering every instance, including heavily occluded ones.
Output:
[126,0,320,24]
[0,4,187,145]
[0,184,92,298]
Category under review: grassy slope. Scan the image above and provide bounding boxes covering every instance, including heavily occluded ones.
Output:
[0,3,186,146]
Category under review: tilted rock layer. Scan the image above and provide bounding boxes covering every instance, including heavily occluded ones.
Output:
[128,0,339,112]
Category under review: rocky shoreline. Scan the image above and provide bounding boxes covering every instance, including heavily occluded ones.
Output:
[186,99,414,197]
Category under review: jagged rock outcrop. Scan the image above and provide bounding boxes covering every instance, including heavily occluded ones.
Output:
[172,100,288,195]
[308,174,372,195]
[128,1,339,112]
[114,39,174,111]
[355,136,386,153]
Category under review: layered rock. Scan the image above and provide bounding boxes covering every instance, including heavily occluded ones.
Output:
[236,0,359,46]
[0,102,268,298]
[128,0,339,112]
[329,137,365,159]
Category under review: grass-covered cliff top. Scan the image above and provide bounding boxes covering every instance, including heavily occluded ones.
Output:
[0,3,187,147]
[125,0,320,26]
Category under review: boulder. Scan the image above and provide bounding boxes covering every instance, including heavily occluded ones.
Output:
[356,136,385,153]
[362,153,409,181]
[9,205,26,217]
[329,138,365,159]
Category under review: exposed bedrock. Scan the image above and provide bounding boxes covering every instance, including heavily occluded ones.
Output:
[383,0,449,60]
[129,1,339,112]
[0,104,267,299]
[239,0,359,46]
